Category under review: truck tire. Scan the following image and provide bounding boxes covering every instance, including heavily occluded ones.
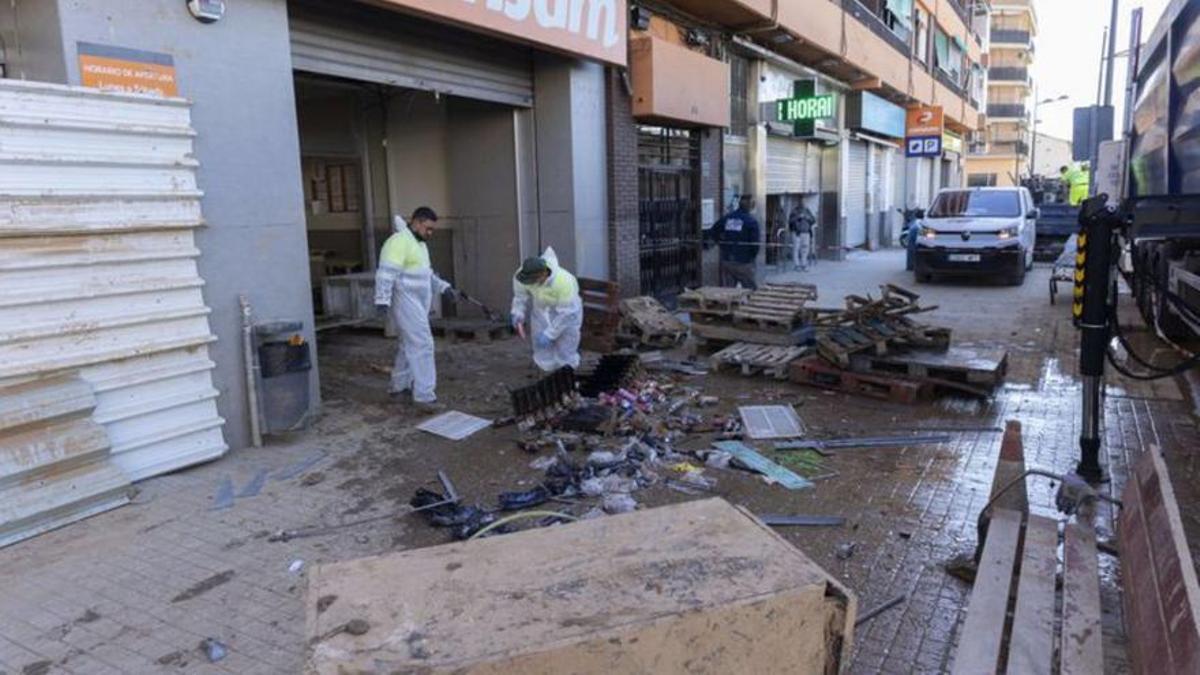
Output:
[1134,243,1155,325]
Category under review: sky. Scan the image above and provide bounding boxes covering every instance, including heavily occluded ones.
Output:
[1031,0,1171,141]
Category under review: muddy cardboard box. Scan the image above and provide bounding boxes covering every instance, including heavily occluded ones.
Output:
[304,498,856,674]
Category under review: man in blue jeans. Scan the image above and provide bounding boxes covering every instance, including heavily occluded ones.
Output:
[706,194,760,289]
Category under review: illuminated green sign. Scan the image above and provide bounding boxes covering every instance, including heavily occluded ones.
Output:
[777,94,836,123]
[776,79,835,137]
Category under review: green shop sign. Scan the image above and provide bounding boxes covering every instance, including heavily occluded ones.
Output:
[775,79,836,137]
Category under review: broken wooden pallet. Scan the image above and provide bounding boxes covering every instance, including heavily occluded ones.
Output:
[711,343,809,380]
[618,296,688,348]
[790,356,929,404]
[677,287,752,318]
[849,347,1008,389]
[579,277,621,354]
[431,318,512,342]
[691,320,805,348]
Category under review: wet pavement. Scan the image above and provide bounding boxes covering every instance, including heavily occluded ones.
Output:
[0,250,1196,674]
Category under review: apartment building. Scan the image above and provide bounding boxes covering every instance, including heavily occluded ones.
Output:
[966,0,1039,186]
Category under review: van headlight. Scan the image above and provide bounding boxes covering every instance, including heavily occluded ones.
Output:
[920,226,937,239]
[997,226,1019,240]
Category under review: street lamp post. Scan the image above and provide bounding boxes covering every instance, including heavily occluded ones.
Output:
[1030,92,1070,178]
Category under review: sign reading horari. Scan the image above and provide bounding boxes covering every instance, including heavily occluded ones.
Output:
[380,0,627,66]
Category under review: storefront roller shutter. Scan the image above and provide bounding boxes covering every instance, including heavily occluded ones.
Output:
[844,141,868,248]
[766,136,807,194]
[289,0,534,107]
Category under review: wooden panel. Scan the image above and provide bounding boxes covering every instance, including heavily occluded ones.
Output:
[1061,522,1103,675]
[1006,515,1058,675]
[577,277,620,354]
[953,508,1022,675]
[305,499,854,673]
[1118,448,1200,675]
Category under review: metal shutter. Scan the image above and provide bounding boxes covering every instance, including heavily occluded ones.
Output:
[804,142,822,193]
[288,0,534,108]
[766,136,807,194]
[844,141,868,248]
[0,79,226,544]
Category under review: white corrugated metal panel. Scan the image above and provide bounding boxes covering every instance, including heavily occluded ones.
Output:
[0,79,226,506]
[844,141,868,248]
[288,0,534,107]
[0,375,131,547]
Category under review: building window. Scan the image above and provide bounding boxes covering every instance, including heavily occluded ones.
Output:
[882,0,914,42]
[967,173,998,187]
[728,53,750,138]
[948,35,965,86]
[307,160,361,214]
[971,62,986,104]
[915,7,929,64]
[933,26,964,87]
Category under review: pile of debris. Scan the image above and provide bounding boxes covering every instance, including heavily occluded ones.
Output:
[687,283,1007,402]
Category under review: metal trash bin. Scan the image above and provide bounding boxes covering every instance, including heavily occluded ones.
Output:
[254,321,311,434]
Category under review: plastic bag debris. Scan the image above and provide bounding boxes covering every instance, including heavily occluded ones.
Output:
[497,486,550,511]
[200,638,227,663]
[602,493,637,514]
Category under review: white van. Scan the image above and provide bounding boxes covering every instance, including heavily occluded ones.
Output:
[914,187,1039,285]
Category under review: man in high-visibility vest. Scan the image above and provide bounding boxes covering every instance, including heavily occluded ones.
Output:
[1060,164,1091,206]
[510,248,583,372]
[374,207,457,411]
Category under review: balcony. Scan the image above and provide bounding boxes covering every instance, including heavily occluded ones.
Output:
[991,29,1033,46]
[988,66,1030,85]
[846,0,912,58]
[987,103,1026,119]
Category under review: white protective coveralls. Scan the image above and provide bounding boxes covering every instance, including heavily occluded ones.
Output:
[510,248,583,372]
[374,216,450,402]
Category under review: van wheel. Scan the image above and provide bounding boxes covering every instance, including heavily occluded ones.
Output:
[1009,253,1027,286]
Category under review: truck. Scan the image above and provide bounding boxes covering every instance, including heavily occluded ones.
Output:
[1123,0,1200,344]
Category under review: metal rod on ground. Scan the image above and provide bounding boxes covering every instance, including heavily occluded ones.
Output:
[239,294,263,448]
[775,435,952,452]
[855,595,907,627]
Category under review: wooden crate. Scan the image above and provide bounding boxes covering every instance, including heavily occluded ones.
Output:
[711,342,809,380]
[305,499,855,674]
[578,277,620,354]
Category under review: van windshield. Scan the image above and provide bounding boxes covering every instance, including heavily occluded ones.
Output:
[928,191,1021,218]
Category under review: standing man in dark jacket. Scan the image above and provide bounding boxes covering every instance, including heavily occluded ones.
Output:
[706,194,760,289]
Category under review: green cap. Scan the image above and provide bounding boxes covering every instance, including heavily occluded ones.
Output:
[517,257,551,284]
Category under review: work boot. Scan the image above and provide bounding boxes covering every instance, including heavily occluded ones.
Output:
[389,389,411,402]
[413,400,445,415]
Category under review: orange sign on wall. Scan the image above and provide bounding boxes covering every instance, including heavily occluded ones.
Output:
[373,0,628,66]
[906,105,945,137]
[78,42,178,97]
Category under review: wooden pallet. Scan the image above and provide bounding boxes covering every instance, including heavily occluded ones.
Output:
[815,325,890,368]
[431,318,512,342]
[789,357,929,404]
[849,347,1008,389]
[677,287,752,318]
[618,296,688,348]
[691,320,805,347]
[711,343,809,380]
[732,283,819,333]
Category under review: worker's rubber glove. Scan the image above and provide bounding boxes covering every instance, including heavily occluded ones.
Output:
[511,314,527,339]
[534,332,553,350]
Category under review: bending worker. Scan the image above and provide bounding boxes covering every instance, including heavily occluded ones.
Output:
[510,248,583,372]
[374,207,457,411]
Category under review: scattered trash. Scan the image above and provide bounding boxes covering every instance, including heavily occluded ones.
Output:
[417,411,493,440]
[497,486,550,511]
[311,619,372,645]
[602,494,637,514]
[288,559,305,575]
[759,515,846,527]
[739,405,806,440]
[529,455,558,471]
[300,472,325,486]
[411,488,498,540]
[944,553,978,583]
[836,542,857,560]
[714,441,813,490]
[854,594,907,627]
[703,451,733,469]
[699,395,720,407]
[199,638,227,663]
[897,530,913,540]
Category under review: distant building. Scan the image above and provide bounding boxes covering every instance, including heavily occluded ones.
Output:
[966,0,1038,187]
[1031,132,1074,178]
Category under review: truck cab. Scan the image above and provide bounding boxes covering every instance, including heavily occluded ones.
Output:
[914,187,1038,286]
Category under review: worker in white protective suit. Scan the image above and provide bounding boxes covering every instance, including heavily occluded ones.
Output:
[510,248,583,372]
[374,207,457,412]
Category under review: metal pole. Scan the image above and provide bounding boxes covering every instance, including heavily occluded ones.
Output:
[1075,202,1116,483]
[1104,0,1120,106]
[1030,87,1039,179]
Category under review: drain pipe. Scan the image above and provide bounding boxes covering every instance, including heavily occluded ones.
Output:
[239,294,264,448]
